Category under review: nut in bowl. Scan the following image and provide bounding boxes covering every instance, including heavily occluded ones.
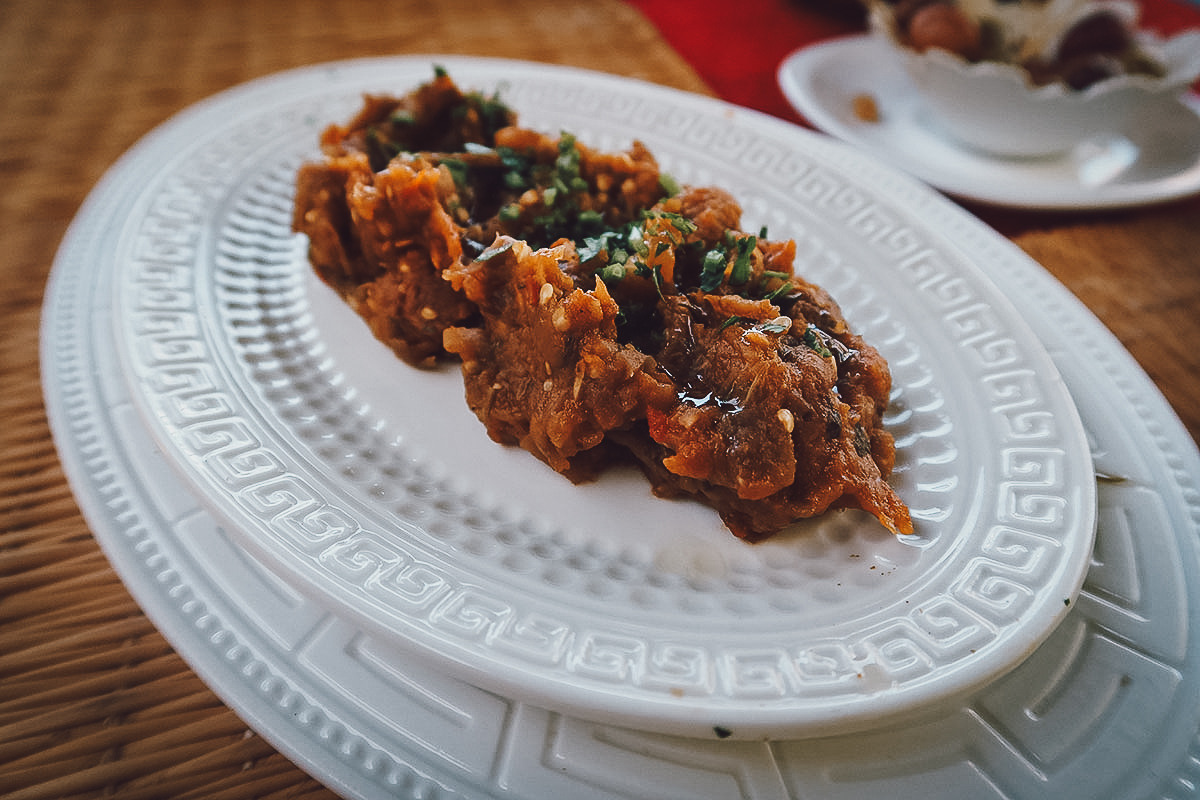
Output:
[869,0,1200,158]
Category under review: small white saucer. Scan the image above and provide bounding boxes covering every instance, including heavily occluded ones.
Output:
[778,35,1200,210]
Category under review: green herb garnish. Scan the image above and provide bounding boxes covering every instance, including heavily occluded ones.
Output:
[763,281,793,302]
[729,234,756,285]
[475,240,515,262]
[700,249,727,292]
[802,324,833,359]
[755,319,790,335]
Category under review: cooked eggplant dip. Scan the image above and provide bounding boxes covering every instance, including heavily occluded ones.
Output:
[293,68,912,542]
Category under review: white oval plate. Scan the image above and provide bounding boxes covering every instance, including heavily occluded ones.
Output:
[43,72,1200,795]
[100,56,1093,739]
[47,58,1200,800]
[778,35,1200,210]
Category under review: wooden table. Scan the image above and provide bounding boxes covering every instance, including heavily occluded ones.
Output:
[2,1,1198,797]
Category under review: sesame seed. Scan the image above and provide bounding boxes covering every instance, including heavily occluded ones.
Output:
[743,330,770,347]
[777,408,795,433]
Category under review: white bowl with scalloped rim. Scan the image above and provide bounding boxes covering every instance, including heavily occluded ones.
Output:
[871,5,1200,158]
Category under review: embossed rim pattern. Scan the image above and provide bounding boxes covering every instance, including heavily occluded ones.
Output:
[42,57,1200,800]
[100,57,1094,739]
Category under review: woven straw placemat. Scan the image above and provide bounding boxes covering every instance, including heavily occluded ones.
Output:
[0,2,706,797]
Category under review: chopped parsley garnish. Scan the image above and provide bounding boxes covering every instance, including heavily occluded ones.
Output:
[476,132,610,248]
[469,87,513,141]
[475,240,515,261]
[556,133,582,178]
[579,230,625,263]
[440,158,469,189]
[578,211,693,274]
[718,316,789,335]
[365,127,402,170]
[802,324,833,359]
[696,230,756,292]
[756,319,790,334]
[728,234,756,285]
[763,281,793,301]
[367,84,789,308]
[700,249,727,292]
[643,209,696,242]
[596,263,628,284]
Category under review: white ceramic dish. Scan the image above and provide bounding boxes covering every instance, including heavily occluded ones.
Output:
[868,1,1200,158]
[778,34,1200,209]
[86,56,1093,740]
[42,60,1200,800]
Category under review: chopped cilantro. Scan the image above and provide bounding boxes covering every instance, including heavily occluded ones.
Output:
[700,249,727,292]
[729,235,756,285]
[763,281,793,302]
[720,316,790,335]
[597,264,627,283]
[556,133,582,176]
[475,240,515,262]
[628,225,648,257]
[579,231,623,263]
[440,158,469,188]
[644,210,697,243]
[696,231,756,292]
[470,87,513,140]
[365,127,402,171]
[802,325,833,359]
[755,319,790,334]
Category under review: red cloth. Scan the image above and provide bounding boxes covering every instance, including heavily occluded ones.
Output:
[627,0,1200,125]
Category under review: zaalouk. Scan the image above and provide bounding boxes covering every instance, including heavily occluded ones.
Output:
[293,67,912,542]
